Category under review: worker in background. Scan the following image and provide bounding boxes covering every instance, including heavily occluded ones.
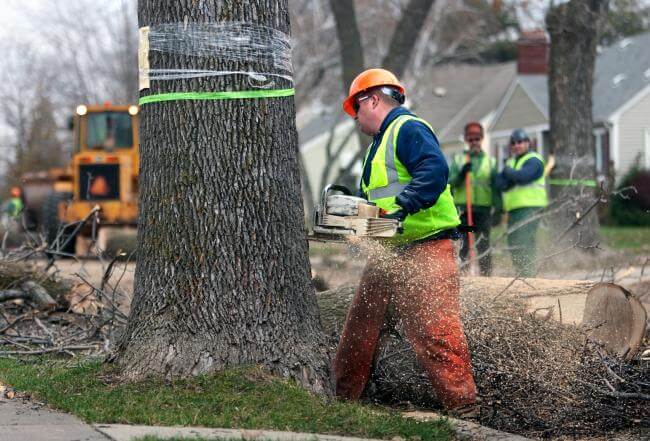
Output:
[496,128,548,277]
[449,122,499,276]
[2,187,24,230]
[333,68,477,416]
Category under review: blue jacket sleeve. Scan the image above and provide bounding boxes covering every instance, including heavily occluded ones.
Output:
[495,172,514,192]
[394,120,448,214]
[502,158,544,185]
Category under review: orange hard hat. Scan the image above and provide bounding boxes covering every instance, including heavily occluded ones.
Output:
[343,68,405,116]
[10,187,21,197]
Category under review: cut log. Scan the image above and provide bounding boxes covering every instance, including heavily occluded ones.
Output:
[0,281,57,309]
[582,283,648,360]
[317,277,594,334]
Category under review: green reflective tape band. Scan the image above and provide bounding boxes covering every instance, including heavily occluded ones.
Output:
[139,88,295,105]
[549,178,597,187]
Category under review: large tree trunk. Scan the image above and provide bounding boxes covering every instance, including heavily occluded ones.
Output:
[546,0,609,248]
[113,0,330,395]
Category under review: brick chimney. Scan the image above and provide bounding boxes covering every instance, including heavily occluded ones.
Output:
[517,30,548,74]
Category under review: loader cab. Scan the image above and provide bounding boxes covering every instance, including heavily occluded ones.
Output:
[71,103,139,155]
[68,103,140,208]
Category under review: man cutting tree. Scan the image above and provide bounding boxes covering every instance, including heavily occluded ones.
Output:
[333,68,478,415]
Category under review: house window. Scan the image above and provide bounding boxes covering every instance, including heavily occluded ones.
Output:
[593,128,609,178]
[645,128,650,170]
[495,138,510,169]
[594,132,603,173]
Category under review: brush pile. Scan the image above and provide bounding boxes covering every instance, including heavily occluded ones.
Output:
[318,282,649,438]
[0,261,127,358]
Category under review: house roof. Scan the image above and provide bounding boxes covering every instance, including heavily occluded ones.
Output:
[517,75,548,117]
[414,63,516,143]
[593,32,650,121]
[498,31,650,124]
[297,62,517,147]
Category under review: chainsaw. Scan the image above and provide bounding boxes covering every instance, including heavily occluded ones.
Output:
[310,184,402,241]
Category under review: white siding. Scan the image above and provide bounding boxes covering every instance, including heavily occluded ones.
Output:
[492,84,547,133]
[616,89,650,176]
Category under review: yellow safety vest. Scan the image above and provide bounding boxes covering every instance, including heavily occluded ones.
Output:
[452,152,494,207]
[361,115,460,244]
[502,151,548,212]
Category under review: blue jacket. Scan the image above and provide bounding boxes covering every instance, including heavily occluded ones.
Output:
[495,153,544,192]
[360,107,448,214]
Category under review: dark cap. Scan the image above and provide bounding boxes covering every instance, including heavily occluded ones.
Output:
[510,128,529,144]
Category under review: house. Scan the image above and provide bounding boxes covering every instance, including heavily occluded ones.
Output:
[489,30,650,181]
[297,62,515,198]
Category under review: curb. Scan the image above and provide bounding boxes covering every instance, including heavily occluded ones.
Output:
[402,411,531,441]
[94,418,532,441]
[94,424,387,441]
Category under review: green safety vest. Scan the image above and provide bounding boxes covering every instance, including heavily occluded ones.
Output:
[502,151,548,212]
[7,197,23,218]
[361,115,460,244]
[452,152,494,207]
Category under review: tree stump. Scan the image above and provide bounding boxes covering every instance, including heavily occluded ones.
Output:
[583,283,647,360]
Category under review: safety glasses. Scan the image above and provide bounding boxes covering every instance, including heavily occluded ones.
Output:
[352,94,371,114]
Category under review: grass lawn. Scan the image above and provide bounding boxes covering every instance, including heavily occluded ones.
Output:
[491,224,650,251]
[599,226,650,252]
[0,358,452,441]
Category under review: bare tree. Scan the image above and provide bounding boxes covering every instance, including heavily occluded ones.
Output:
[112,0,331,394]
[546,0,610,247]
[0,43,64,191]
[382,0,437,77]
[17,0,139,106]
[329,0,366,93]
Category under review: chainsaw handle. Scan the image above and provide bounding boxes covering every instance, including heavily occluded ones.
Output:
[320,184,353,207]
[322,184,352,198]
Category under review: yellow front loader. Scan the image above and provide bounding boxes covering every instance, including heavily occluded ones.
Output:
[22,103,140,255]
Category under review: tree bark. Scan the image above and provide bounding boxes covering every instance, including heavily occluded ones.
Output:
[546,0,609,248]
[113,0,331,394]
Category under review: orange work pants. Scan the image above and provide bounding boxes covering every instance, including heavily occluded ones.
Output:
[333,238,477,409]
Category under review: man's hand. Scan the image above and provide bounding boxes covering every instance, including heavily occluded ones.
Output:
[460,162,472,177]
[381,209,407,221]
[502,166,516,179]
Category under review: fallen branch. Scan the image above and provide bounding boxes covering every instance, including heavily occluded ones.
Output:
[0,344,98,357]
[0,281,57,310]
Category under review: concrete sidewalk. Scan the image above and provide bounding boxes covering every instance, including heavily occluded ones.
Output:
[0,397,109,441]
